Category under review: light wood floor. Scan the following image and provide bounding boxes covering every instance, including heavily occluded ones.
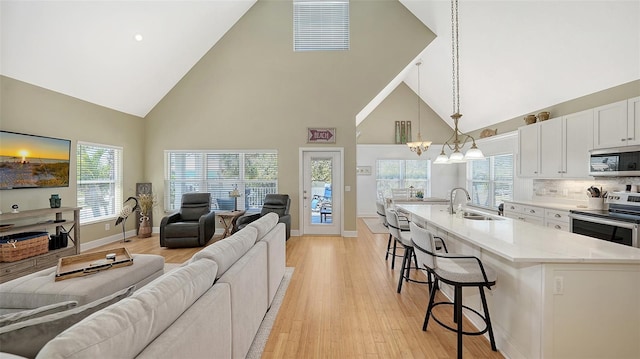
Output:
[90,219,504,359]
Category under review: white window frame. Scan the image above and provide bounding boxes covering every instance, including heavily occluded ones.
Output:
[375,159,431,200]
[76,141,123,224]
[466,154,513,210]
[164,150,278,212]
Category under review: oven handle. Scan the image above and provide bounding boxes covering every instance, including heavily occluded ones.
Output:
[568,213,639,230]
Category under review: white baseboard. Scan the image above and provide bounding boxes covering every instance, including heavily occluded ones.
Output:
[343,230,357,237]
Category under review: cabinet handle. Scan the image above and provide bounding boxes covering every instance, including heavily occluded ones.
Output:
[510,206,515,210]
[629,138,634,140]
[530,209,536,214]
[555,214,561,218]
[534,171,538,174]
[622,138,627,141]
[555,225,561,229]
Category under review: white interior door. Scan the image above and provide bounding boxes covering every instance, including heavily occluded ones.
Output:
[301,150,341,235]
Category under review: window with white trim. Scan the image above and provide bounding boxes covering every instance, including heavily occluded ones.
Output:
[165,151,278,211]
[76,142,123,224]
[294,0,350,51]
[376,159,430,199]
[467,154,513,209]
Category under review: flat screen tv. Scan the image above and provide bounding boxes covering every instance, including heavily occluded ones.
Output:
[0,130,71,189]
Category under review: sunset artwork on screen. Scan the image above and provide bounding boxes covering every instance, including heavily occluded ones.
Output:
[0,131,71,189]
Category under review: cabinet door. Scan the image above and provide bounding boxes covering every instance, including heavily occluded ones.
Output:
[539,117,563,178]
[593,100,628,149]
[564,109,593,177]
[629,96,640,145]
[518,124,540,177]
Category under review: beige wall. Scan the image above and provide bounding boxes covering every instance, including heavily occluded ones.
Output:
[0,76,145,244]
[466,79,640,139]
[357,82,455,144]
[144,0,434,232]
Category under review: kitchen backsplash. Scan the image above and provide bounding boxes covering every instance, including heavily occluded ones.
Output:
[533,178,640,202]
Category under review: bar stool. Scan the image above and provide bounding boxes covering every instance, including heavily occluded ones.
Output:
[377,201,405,269]
[386,209,430,293]
[410,222,497,359]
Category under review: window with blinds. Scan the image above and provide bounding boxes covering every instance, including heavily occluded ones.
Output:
[76,142,123,223]
[467,154,513,209]
[293,0,349,51]
[375,159,430,199]
[165,151,278,211]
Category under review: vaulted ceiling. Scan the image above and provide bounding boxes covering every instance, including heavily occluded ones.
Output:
[2,1,639,132]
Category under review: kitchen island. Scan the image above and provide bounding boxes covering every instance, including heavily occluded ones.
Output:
[397,204,640,359]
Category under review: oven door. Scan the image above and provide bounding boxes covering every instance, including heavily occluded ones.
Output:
[569,213,638,247]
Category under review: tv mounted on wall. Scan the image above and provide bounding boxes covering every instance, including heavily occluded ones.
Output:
[0,130,71,189]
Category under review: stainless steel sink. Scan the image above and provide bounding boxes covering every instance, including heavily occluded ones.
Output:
[462,212,501,221]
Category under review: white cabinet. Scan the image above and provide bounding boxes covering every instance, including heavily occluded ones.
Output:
[504,202,545,226]
[522,109,593,179]
[518,123,540,177]
[544,208,570,232]
[593,99,638,148]
[504,202,570,231]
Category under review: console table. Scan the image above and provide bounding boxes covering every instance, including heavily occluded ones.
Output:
[0,207,81,283]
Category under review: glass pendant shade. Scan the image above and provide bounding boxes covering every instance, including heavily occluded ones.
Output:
[434,152,449,164]
[449,150,464,162]
[464,145,485,160]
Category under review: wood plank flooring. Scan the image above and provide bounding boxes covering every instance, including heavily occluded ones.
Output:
[89,219,504,358]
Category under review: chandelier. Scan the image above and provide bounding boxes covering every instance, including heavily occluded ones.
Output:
[407,61,432,156]
[434,0,484,164]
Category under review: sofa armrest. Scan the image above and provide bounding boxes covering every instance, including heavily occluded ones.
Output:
[234,213,261,232]
[198,211,217,246]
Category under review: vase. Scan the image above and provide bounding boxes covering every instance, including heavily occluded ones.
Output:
[138,216,152,238]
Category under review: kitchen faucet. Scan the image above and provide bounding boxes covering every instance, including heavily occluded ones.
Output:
[449,187,471,214]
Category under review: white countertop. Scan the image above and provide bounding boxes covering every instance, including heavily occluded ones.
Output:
[397,204,640,264]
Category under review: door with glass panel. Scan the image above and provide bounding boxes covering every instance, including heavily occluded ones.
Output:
[302,151,341,235]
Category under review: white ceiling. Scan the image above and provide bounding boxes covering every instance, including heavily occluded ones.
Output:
[0,0,256,117]
[1,1,639,131]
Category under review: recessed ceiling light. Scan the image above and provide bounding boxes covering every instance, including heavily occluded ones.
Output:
[134,34,143,42]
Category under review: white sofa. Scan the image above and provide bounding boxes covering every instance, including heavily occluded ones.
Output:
[0,212,286,359]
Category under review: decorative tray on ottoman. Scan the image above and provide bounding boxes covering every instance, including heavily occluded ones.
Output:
[55,247,133,281]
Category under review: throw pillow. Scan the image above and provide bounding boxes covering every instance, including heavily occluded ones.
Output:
[0,301,77,328]
[0,285,134,358]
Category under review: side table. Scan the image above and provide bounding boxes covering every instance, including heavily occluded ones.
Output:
[217,210,246,238]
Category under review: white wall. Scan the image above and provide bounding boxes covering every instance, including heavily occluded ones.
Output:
[356,144,458,217]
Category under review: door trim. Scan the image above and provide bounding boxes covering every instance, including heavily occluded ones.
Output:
[298,147,344,236]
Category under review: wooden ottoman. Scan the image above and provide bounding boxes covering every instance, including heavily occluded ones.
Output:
[0,254,165,314]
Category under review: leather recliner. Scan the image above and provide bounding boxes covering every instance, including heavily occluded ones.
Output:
[160,192,216,248]
[235,194,291,239]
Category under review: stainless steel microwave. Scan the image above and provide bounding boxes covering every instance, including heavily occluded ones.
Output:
[589,145,640,176]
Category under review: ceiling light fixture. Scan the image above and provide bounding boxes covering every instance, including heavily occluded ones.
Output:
[134,34,143,42]
[434,0,484,164]
[407,61,432,156]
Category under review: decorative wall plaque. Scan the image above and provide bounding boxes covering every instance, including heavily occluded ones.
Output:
[307,128,336,143]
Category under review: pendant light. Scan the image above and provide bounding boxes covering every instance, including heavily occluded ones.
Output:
[434,0,484,164]
[407,61,432,156]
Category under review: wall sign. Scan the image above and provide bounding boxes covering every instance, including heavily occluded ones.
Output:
[307,128,336,143]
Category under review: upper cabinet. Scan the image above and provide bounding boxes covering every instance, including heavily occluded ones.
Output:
[518,122,540,177]
[534,110,593,178]
[593,98,640,149]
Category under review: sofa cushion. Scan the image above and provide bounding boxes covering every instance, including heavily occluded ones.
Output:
[0,301,77,328]
[248,212,278,241]
[191,226,257,277]
[0,254,164,310]
[36,259,218,359]
[0,285,134,358]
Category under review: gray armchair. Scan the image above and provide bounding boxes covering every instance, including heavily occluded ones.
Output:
[235,194,291,239]
[160,192,216,248]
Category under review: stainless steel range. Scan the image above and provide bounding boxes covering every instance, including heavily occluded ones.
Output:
[569,192,640,248]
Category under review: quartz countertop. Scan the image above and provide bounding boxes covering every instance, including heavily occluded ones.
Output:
[397,204,640,264]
